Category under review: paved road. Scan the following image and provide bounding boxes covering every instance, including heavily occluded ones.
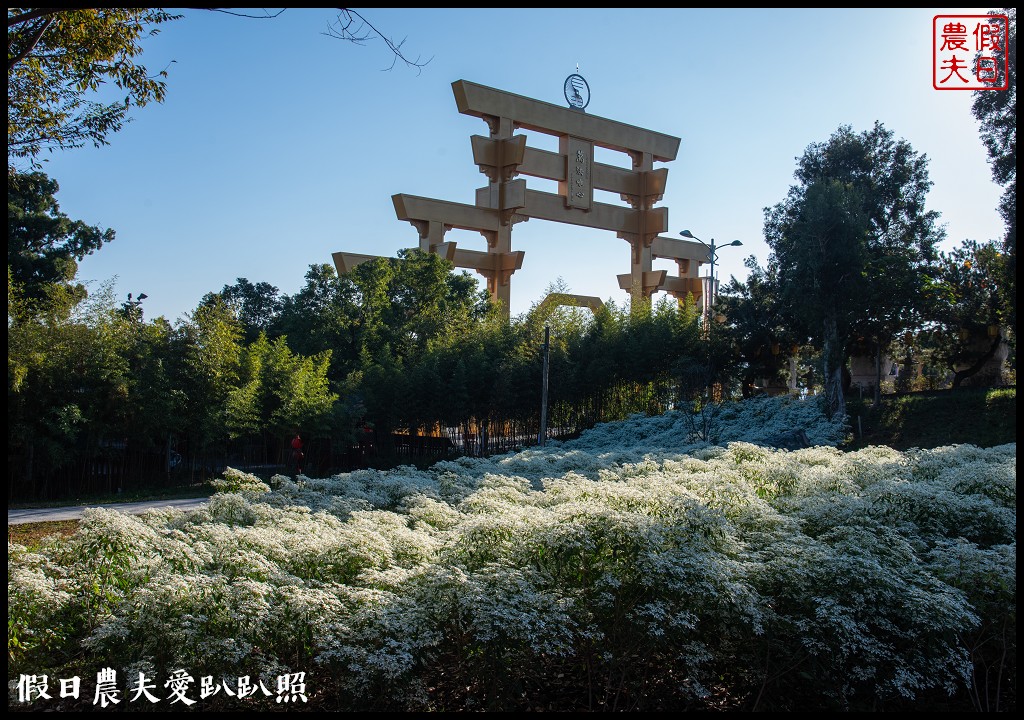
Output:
[8,497,209,525]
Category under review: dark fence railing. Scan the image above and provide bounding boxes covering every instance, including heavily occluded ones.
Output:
[8,375,689,502]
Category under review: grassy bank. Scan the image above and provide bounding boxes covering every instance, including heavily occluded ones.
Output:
[843,386,1016,451]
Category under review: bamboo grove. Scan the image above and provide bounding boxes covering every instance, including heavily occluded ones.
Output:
[8,246,722,502]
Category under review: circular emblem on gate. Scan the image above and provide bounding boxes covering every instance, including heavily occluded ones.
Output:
[563,73,590,110]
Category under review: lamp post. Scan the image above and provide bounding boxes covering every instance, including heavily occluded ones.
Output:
[679,230,742,322]
[538,324,550,446]
[123,292,148,321]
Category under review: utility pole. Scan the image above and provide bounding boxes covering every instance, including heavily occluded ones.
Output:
[538,325,550,446]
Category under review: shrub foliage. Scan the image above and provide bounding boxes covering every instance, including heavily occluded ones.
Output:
[8,397,1015,711]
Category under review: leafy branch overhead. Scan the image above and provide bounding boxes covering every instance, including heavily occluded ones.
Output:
[7,8,181,161]
[7,8,430,163]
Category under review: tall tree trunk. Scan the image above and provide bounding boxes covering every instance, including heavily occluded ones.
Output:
[821,316,846,421]
[874,341,882,406]
[25,442,35,500]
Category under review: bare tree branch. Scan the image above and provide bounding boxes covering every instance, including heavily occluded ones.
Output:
[323,8,432,73]
[191,7,433,71]
[9,8,430,74]
[184,7,288,20]
[7,7,64,28]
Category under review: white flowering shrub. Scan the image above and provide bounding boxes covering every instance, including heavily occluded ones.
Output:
[563,394,850,455]
[210,466,271,500]
[7,399,1014,711]
[8,543,74,668]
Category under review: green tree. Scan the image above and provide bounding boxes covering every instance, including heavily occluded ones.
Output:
[356,351,407,454]
[92,302,182,488]
[718,257,801,397]
[766,179,868,419]
[345,249,492,366]
[971,8,1016,334]
[443,358,471,434]
[7,284,140,499]
[206,277,284,344]
[225,332,339,442]
[168,294,243,469]
[7,170,114,318]
[274,263,365,383]
[7,8,180,162]
[922,240,1009,388]
[117,314,177,458]
[764,123,943,418]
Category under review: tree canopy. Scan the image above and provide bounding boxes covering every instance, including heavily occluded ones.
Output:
[7,170,115,319]
[764,122,943,417]
[7,8,180,162]
[204,277,284,344]
[923,239,1010,388]
[717,256,801,396]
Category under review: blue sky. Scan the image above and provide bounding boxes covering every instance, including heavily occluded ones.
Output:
[28,7,1007,324]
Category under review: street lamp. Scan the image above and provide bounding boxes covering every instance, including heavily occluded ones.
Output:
[679,230,742,315]
[123,292,148,321]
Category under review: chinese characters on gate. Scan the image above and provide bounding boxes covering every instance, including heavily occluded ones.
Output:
[16,669,308,707]
[564,136,592,211]
[933,14,1010,90]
